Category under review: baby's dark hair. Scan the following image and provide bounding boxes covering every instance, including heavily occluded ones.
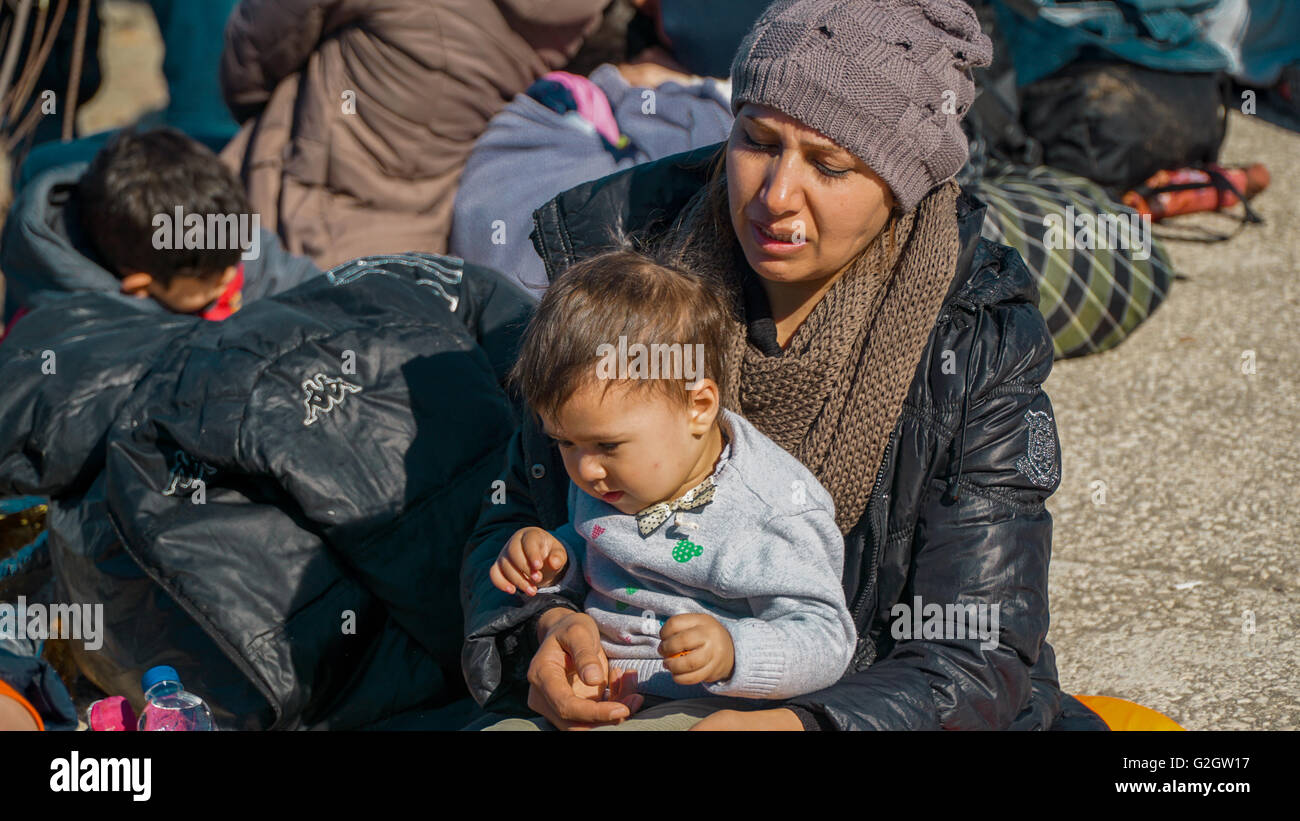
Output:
[509,249,732,423]
[78,127,253,285]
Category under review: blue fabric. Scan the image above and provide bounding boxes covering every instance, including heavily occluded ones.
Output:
[659,0,770,79]
[992,0,1230,86]
[0,644,78,731]
[1199,0,1300,85]
[0,497,45,516]
[149,0,240,140]
[16,128,230,192]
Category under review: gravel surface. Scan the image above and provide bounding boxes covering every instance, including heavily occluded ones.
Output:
[1044,109,1299,730]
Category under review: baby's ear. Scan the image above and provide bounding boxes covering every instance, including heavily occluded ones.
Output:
[119,271,154,297]
[686,377,721,431]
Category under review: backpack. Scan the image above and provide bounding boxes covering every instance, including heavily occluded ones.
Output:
[1018,61,1231,192]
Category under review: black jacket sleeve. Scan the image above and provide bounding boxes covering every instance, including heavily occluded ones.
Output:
[784,299,1061,730]
[460,421,580,713]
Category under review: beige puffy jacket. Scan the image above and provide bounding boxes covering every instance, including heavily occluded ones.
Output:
[220,0,607,269]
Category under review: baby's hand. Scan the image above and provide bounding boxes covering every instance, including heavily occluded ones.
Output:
[490,527,569,596]
[659,613,735,685]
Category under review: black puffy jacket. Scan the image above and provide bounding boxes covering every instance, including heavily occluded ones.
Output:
[461,145,1105,730]
[0,255,533,729]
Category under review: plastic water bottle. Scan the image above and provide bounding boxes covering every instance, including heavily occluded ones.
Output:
[137,666,215,731]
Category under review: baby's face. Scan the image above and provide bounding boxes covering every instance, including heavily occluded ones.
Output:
[541,379,718,516]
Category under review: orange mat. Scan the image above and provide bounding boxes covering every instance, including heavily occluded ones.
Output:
[1074,695,1184,731]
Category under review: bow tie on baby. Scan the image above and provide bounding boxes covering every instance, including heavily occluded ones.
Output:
[634,477,717,537]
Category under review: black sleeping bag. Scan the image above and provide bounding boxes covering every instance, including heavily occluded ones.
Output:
[0,254,533,729]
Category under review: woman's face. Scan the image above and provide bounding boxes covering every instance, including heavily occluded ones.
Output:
[726,103,896,285]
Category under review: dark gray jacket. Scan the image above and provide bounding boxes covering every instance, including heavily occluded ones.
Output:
[461,145,1106,730]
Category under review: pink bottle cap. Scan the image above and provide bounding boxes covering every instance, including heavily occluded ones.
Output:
[88,696,136,731]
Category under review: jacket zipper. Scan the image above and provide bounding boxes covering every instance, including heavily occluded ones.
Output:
[849,431,895,667]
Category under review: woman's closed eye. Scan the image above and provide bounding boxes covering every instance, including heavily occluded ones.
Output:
[741,130,778,154]
[598,442,620,454]
[813,159,851,179]
[740,131,850,180]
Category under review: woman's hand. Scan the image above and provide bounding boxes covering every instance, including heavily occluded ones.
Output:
[527,609,644,730]
[689,707,804,731]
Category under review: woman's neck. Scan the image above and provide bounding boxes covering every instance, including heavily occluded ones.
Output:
[761,269,847,349]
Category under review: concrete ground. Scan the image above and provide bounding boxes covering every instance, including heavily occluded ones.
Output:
[6,2,1296,730]
[1044,109,1300,730]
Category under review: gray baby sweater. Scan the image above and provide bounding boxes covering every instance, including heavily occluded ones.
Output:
[536,409,856,701]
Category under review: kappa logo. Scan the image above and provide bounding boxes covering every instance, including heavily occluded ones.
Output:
[1015,409,1060,488]
[162,451,215,496]
[302,373,362,426]
[324,253,464,312]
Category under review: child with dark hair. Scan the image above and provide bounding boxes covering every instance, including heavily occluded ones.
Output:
[1,127,318,325]
[76,127,255,315]
[481,249,856,731]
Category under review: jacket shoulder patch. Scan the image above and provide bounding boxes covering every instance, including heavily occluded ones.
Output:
[1015,409,1060,488]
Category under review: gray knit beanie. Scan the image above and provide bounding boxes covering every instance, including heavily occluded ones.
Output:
[729,0,993,211]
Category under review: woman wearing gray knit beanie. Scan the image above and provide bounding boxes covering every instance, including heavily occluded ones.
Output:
[464,0,1104,731]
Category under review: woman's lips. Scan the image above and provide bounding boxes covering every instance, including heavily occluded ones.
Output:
[602,491,624,503]
[750,220,805,254]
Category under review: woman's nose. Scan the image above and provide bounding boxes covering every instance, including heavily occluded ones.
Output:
[759,153,804,215]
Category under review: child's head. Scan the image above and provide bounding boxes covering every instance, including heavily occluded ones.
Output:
[78,127,252,314]
[510,250,731,514]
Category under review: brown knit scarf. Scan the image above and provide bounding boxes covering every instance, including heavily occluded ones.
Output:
[668,169,961,535]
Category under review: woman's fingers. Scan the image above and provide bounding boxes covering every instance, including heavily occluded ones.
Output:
[530,648,629,727]
[528,665,615,727]
[557,618,609,687]
[610,668,644,715]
